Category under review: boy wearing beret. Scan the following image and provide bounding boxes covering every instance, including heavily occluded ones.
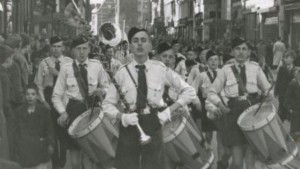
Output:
[52,36,109,169]
[207,37,272,169]
[103,27,196,169]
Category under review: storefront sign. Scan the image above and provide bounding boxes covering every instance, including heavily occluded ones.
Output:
[293,13,300,23]
[265,17,278,25]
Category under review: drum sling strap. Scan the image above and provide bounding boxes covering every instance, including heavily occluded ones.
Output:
[231,65,247,96]
[72,61,89,108]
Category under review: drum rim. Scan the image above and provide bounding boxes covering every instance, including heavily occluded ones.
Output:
[68,109,103,138]
[237,103,276,131]
[201,150,215,169]
[267,145,298,167]
[163,117,187,143]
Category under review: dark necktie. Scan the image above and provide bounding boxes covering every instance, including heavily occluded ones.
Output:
[53,60,60,86]
[239,65,246,95]
[79,63,88,91]
[135,65,147,111]
[212,70,217,80]
[55,60,60,71]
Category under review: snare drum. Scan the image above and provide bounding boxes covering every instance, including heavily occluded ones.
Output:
[163,110,214,169]
[68,108,119,165]
[238,103,300,168]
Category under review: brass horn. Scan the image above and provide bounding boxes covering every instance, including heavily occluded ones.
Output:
[98,22,122,47]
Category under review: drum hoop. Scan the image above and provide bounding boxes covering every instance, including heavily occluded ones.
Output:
[201,150,215,169]
[237,104,276,131]
[267,145,298,167]
[163,117,187,143]
[68,109,104,138]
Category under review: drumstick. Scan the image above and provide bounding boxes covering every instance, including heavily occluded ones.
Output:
[253,82,275,117]
[89,96,98,121]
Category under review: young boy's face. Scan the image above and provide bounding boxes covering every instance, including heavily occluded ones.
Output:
[207,55,219,70]
[284,56,294,65]
[26,89,38,104]
[186,51,196,61]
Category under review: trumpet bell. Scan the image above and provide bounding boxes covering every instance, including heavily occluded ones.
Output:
[99,23,122,47]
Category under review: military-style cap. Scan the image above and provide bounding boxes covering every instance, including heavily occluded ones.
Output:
[186,46,196,52]
[128,27,148,43]
[157,42,172,55]
[231,37,246,49]
[50,36,63,45]
[206,50,217,60]
[71,36,89,48]
[171,40,179,46]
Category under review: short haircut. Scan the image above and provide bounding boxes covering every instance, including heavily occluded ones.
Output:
[103,45,114,53]
[25,83,39,93]
[284,49,297,60]
[0,44,14,64]
[20,33,31,48]
[5,34,22,49]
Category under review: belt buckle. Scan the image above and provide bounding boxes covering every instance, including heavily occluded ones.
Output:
[238,95,248,101]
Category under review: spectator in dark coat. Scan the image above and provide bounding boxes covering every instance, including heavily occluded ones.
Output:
[275,49,297,121]
[285,67,300,141]
[15,84,54,169]
[0,44,14,160]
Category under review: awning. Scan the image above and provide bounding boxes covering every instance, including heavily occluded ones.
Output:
[203,18,231,25]
[285,2,300,11]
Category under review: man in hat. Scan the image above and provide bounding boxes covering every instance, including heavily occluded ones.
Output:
[102,27,196,169]
[174,46,200,82]
[52,36,109,169]
[102,45,122,75]
[34,36,72,169]
[207,37,272,169]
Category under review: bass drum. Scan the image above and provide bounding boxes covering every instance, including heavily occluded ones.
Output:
[68,108,119,167]
[163,109,214,169]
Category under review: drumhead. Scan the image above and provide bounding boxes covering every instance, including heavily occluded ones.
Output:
[238,103,276,131]
[68,108,103,138]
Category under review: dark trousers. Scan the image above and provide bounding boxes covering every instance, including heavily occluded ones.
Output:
[44,87,68,168]
[278,96,288,121]
[115,113,165,169]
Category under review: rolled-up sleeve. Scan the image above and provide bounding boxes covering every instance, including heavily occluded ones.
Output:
[207,69,226,105]
[257,67,271,95]
[102,73,121,120]
[52,66,67,114]
[165,68,196,107]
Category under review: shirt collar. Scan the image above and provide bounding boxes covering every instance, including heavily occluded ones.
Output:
[51,55,64,62]
[75,58,89,67]
[132,58,150,69]
[234,59,249,68]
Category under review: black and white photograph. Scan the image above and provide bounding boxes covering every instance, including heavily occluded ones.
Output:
[1,0,300,169]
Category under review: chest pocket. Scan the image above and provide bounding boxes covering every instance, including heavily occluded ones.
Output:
[247,77,258,92]
[66,77,78,92]
[88,76,98,93]
[225,79,239,96]
[147,82,163,102]
[121,83,135,104]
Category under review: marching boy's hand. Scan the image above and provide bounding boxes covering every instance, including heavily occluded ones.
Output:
[157,107,171,125]
[48,145,54,155]
[57,112,69,127]
[122,113,139,127]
